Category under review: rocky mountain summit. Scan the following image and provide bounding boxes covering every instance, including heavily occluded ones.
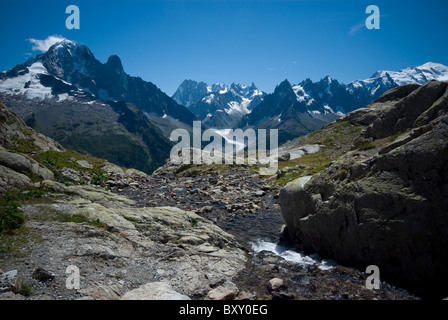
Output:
[173,80,265,128]
[0,39,196,125]
[279,80,448,298]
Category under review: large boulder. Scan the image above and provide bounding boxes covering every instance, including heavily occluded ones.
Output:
[280,81,448,298]
[0,164,32,190]
[0,147,54,181]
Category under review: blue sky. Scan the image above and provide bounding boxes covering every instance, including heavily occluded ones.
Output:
[1,0,447,95]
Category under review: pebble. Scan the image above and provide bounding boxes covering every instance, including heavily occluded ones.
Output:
[266,278,287,292]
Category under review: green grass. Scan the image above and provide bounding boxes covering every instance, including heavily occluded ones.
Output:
[0,226,38,260]
[277,153,330,171]
[10,136,40,154]
[35,150,106,172]
[90,171,109,185]
[357,132,405,152]
[307,120,363,148]
[34,150,109,184]
[250,121,363,188]
[31,206,108,230]
[263,153,332,187]
[0,188,49,233]
[358,143,376,151]
[387,132,405,142]
[19,284,33,297]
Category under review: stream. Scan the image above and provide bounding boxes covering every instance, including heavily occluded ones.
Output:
[114,168,419,300]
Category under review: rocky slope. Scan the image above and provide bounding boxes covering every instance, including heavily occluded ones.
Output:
[279,80,448,298]
[0,100,418,300]
[0,102,246,299]
[0,94,173,175]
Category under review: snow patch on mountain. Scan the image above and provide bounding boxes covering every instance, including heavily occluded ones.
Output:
[0,62,53,100]
[225,97,252,115]
[292,85,310,103]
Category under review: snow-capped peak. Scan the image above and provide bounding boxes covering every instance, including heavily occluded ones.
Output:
[50,39,77,51]
[347,62,448,100]
[172,79,266,128]
[368,62,448,86]
[322,75,332,83]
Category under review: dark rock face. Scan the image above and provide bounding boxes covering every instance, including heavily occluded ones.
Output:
[279,81,448,298]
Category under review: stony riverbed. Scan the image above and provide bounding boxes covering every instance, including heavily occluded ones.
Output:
[110,165,419,300]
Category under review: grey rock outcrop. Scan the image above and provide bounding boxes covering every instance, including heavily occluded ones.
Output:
[0,270,22,294]
[2,180,247,299]
[0,148,54,182]
[0,164,32,190]
[0,101,61,190]
[280,81,448,297]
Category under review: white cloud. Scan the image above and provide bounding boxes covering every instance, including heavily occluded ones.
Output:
[349,14,390,36]
[27,35,67,52]
[348,20,365,36]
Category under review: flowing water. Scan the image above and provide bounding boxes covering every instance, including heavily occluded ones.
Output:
[251,239,337,271]
[116,169,418,299]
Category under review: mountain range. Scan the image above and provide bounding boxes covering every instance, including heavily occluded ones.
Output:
[0,39,183,173]
[1,37,447,169]
[238,62,448,144]
[0,39,197,125]
[172,80,265,128]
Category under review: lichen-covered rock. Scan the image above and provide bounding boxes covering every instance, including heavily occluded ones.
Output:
[120,282,190,300]
[0,270,22,294]
[40,180,136,207]
[205,280,239,300]
[11,181,246,299]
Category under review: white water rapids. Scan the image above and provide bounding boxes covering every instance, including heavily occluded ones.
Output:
[251,240,337,271]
